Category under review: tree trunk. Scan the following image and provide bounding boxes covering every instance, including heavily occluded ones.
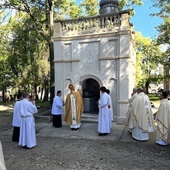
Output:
[43,78,49,102]
[49,41,55,105]
[2,90,6,102]
[145,80,150,94]
[34,82,37,96]
[49,0,55,106]
[40,87,43,100]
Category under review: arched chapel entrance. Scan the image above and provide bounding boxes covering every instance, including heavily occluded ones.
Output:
[82,78,100,114]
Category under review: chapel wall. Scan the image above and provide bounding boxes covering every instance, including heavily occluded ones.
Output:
[53,11,136,125]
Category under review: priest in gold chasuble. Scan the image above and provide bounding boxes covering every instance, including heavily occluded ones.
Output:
[64,84,84,130]
[156,91,170,146]
[131,88,154,141]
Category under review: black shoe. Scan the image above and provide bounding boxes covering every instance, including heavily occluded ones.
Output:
[71,128,79,131]
[98,133,107,136]
[23,146,28,149]
[128,130,132,135]
[23,146,32,149]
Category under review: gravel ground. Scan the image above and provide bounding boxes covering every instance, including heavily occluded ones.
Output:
[0,105,170,170]
[1,134,170,170]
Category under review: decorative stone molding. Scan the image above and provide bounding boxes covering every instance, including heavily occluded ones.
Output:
[99,56,130,60]
[54,10,130,38]
[118,100,128,104]
[53,59,80,63]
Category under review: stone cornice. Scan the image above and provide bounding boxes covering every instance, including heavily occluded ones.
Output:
[99,56,130,60]
[54,59,80,63]
[54,56,130,63]
[53,30,131,41]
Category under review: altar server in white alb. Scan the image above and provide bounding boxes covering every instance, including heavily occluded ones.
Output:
[131,88,154,141]
[12,93,23,142]
[51,90,65,128]
[156,91,170,146]
[19,92,38,149]
[98,86,111,136]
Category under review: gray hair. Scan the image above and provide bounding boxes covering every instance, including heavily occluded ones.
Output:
[133,87,138,91]
[23,92,29,98]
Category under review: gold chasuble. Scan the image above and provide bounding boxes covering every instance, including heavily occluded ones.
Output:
[64,84,84,126]
[127,93,137,129]
[131,92,154,132]
[156,99,170,143]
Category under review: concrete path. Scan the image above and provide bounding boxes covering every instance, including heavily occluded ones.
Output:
[0,121,157,145]
[0,104,158,144]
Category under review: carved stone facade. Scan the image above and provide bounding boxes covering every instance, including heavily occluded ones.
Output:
[53,10,136,124]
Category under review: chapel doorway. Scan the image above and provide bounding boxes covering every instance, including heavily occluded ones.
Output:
[82,78,100,114]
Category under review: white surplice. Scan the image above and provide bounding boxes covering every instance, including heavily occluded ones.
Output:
[19,98,38,148]
[12,100,21,127]
[98,92,111,134]
[51,96,63,115]
[131,92,154,141]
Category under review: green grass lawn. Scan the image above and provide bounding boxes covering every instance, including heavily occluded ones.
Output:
[148,93,160,107]
[36,101,50,108]
[148,94,160,101]
[0,94,160,112]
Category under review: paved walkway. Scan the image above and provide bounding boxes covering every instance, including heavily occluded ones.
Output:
[0,104,158,144]
[1,121,157,145]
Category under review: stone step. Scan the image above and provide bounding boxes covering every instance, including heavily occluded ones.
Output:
[35,111,98,123]
[81,113,98,123]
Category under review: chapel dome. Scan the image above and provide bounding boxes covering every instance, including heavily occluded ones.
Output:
[99,0,119,15]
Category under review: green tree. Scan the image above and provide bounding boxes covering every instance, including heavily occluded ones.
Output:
[1,1,57,103]
[151,0,170,59]
[135,31,163,93]
[119,0,143,15]
[0,11,12,101]
[79,0,99,16]
[0,10,51,101]
[151,0,170,89]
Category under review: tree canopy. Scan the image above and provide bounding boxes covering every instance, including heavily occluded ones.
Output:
[151,0,170,60]
[0,0,167,101]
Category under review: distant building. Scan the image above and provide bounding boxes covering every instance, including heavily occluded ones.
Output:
[159,65,163,75]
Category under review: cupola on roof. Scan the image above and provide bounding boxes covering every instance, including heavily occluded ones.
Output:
[99,0,119,15]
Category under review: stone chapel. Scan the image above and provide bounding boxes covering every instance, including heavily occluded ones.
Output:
[53,0,136,124]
